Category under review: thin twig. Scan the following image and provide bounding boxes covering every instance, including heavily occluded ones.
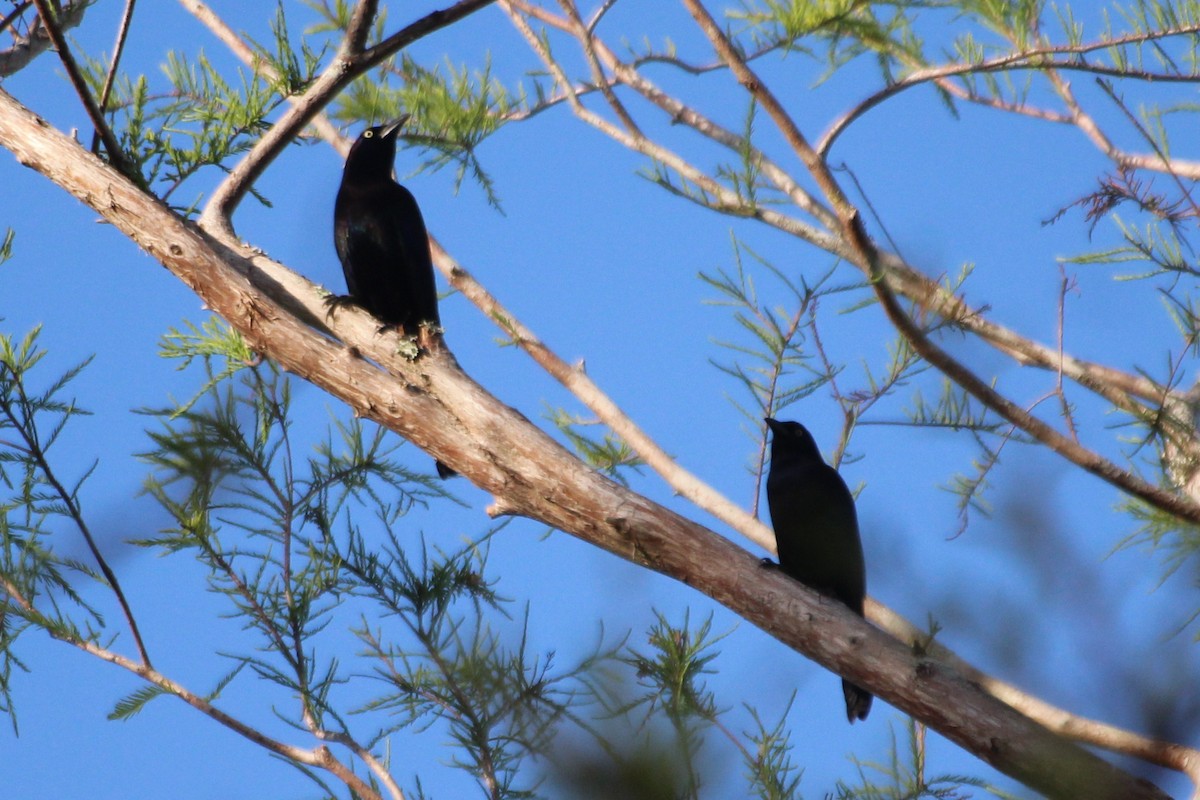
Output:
[818,22,1200,158]
[556,0,641,135]
[1056,265,1079,442]
[431,237,778,552]
[188,0,778,549]
[0,361,152,668]
[1095,77,1200,219]
[89,0,137,155]
[30,0,136,180]
[70,638,384,800]
[0,2,32,38]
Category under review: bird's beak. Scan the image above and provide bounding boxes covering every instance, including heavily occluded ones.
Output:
[380,115,411,139]
[764,417,780,433]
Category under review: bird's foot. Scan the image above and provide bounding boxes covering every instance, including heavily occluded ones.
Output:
[418,322,446,352]
[759,557,780,570]
[323,293,360,318]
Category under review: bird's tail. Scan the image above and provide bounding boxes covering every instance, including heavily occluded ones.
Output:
[843,679,872,723]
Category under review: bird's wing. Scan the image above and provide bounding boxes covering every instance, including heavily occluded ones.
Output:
[334,183,438,328]
[380,183,439,328]
[768,463,866,611]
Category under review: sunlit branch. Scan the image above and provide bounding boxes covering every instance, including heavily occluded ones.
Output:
[0,55,1176,800]
[555,0,641,135]
[507,0,838,232]
[430,237,777,552]
[344,0,381,55]
[183,0,778,551]
[316,729,407,800]
[868,598,1200,787]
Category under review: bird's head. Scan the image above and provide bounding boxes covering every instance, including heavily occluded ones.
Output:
[343,115,410,180]
[765,417,823,462]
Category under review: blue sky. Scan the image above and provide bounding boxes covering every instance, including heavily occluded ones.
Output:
[2,2,1198,798]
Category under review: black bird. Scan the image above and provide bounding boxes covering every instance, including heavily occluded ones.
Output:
[333,117,455,480]
[764,417,872,722]
[332,115,441,336]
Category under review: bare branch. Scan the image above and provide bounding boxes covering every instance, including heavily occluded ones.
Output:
[555,0,642,135]
[29,0,136,180]
[430,238,777,552]
[818,22,1200,158]
[89,0,138,155]
[72,638,384,800]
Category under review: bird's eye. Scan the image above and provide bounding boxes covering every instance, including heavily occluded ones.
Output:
[364,130,374,138]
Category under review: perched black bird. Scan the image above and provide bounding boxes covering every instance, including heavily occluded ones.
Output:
[333,117,454,480]
[764,417,872,722]
[333,115,440,336]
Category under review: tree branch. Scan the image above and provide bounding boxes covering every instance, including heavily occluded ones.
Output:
[0,0,87,77]
[196,0,496,234]
[0,81,1175,800]
[817,22,1200,159]
[29,0,136,180]
[89,0,137,156]
[71,638,384,800]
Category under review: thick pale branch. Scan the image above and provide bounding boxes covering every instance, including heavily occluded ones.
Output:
[0,83,1171,800]
[182,0,776,550]
[429,238,777,552]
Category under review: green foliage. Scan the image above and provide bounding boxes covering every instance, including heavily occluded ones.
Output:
[130,317,620,798]
[742,699,804,800]
[619,609,730,797]
[732,0,927,82]
[0,325,100,728]
[701,235,838,431]
[77,4,322,210]
[546,407,644,484]
[833,719,1016,799]
[331,53,515,209]
[1117,498,1200,636]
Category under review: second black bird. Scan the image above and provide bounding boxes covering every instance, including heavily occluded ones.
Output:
[764,417,872,722]
[333,115,440,336]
